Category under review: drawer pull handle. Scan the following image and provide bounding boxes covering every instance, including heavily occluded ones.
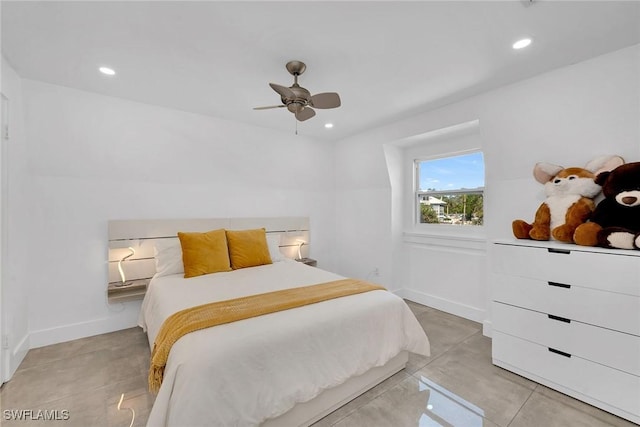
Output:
[548,314,571,323]
[548,248,571,254]
[548,281,571,289]
[548,348,571,358]
[547,281,571,289]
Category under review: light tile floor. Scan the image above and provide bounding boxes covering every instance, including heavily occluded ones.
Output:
[0,301,635,427]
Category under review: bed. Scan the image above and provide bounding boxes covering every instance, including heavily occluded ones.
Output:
[109,218,430,426]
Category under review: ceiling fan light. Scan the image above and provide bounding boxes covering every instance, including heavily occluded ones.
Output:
[287,103,303,113]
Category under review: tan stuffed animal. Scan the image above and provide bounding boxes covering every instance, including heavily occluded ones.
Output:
[512,155,624,242]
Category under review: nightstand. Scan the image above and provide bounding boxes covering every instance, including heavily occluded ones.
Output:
[296,258,317,267]
[108,278,149,303]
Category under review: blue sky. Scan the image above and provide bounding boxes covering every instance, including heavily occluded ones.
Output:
[418,152,484,191]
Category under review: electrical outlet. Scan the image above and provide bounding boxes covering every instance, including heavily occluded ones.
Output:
[373,268,380,276]
[2,334,9,349]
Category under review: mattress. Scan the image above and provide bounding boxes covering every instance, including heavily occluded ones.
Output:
[139,260,430,426]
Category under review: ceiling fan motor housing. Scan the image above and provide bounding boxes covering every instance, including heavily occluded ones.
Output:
[286,102,303,113]
[283,84,311,112]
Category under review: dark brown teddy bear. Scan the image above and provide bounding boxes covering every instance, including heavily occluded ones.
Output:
[574,162,640,249]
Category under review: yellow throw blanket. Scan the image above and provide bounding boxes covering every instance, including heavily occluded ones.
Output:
[149,278,385,392]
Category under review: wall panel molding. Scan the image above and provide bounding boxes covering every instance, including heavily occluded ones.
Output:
[403,231,487,255]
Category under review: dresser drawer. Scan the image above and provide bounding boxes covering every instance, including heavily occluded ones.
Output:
[493,302,640,375]
[493,331,640,421]
[494,274,640,336]
[493,243,640,296]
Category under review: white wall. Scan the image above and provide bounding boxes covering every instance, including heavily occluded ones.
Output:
[397,124,487,323]
[333,44,640,334]
[1,57,31,378]
[19,80,336,348]
[5,42,639,363]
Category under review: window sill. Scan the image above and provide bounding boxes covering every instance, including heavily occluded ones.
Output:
[405,225,486,241]
[403,229,487,253]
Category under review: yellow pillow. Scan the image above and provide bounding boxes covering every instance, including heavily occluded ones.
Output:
[225,228,273,270]
[178,229,232,278]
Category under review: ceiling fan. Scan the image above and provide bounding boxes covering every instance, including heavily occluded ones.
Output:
[254,60,341,122]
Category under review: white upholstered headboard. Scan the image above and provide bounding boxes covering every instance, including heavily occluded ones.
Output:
[107,217,310,287]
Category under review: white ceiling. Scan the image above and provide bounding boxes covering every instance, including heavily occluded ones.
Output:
[3,1,639,141]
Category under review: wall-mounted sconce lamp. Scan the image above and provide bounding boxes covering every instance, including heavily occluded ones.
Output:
[296,239,306,260]
[115,247,135,287]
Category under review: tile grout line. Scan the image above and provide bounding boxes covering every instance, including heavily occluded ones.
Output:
[482,334,540,427]
[405,330,475,395]
[1,347,150,409]
[411,328,483,375]
[326,308,479,426]
[328,374,409,427]
[408,328,539,427]
[505,386,536,427]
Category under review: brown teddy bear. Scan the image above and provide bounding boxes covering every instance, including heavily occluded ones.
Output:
[574,162,640,249]
[512,155,624,242]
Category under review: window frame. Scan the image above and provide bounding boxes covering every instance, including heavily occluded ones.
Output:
[413,149,485,229]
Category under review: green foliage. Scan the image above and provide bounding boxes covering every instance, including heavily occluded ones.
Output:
[420,194,484,225]
[420,204,439,223]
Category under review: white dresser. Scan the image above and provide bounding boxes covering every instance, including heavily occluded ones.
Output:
[492,240,640,424]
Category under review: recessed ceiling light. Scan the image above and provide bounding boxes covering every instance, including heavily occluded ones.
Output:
[512,38,532,50]
[99,66,116,76]
[324,123,334,129]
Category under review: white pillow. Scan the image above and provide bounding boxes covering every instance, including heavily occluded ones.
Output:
[266,234,284,262]
[153,238,184,277]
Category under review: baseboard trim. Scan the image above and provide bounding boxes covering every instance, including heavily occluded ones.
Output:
[27,290,490,350]
[483,320,492,338]
[6,333,29,381]
[29,305,141,349]
[399,288,485,324]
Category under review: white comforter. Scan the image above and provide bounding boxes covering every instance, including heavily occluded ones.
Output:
[139,260,430,427]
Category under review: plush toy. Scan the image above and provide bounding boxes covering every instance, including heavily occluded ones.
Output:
[512,155,624,243]
[574,162,640,249]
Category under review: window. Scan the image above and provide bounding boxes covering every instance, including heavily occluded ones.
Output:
[416,151,484,226]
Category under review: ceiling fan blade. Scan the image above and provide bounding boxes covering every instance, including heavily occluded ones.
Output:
[296,107,316,122]
[269,83,296,99]
[310,92,341,109]
[253,105,285,110]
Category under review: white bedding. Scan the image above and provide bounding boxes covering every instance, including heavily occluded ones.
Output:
[139,260,430,427]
